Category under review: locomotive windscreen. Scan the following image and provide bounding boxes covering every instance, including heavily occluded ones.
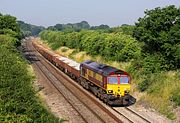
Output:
[120,76,129,84]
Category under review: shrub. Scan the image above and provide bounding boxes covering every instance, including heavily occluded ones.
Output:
[138,79,151,92]
[141,54,164,74]
[172,88,180,106]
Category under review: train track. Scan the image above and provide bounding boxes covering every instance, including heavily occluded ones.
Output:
[112,107,152,123]
[23,39,123,123]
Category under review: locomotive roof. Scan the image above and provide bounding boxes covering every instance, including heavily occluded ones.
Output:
[81,60,125,76]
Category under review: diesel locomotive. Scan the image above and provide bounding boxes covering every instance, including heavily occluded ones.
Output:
[33,41,131,105]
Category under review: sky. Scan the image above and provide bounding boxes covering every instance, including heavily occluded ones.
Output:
[0,0,180,27]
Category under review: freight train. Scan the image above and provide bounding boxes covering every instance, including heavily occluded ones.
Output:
[32,41,132,105]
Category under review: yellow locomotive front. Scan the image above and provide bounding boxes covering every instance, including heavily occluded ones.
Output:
[107,75,130,97]
[105,72,131,105]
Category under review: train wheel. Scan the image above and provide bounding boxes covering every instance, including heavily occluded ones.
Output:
[103,95,108,104]
[97,92,101,98]
[84,82,89,90]
[100,94,104,100]
[104,98,107,103]
[91,86,98,96]
[77,78,81,85]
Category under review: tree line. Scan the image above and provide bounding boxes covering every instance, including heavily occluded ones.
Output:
[47,21,111,32]
[40,30,142,62]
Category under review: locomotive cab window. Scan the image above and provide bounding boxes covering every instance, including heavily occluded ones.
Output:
[120,76,129,84]
[108,77,118,84]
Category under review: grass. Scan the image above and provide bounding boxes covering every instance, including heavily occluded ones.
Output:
[137,71,180,119]
[27,65,35,79]
[55,47,74,57]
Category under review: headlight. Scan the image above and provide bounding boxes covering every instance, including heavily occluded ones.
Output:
[108,90,113,93]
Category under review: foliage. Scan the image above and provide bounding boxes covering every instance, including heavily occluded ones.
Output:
[65,32,81,49]
[133,5,180,70]
[18,21,45,37]
[138,79,150,92]
[0,14,22,46]
[129,54,166,92]
[0,14,21,38]
[132,54,165,75]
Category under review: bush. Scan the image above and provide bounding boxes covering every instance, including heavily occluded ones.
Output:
[138,79,151,92]
[129,53,165,77]
[172,88,180,106]
[141,54,165,74]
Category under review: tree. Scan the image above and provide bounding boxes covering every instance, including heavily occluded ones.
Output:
[0,14,21,39]
[133,5,180,69]
[0,14,22,45]
[54,24,63,31]
[90,24,110,30]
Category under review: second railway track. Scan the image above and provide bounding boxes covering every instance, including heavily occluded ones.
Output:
[112,107,152,123]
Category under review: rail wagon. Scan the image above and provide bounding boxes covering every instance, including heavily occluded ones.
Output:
[57,57,80,79]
